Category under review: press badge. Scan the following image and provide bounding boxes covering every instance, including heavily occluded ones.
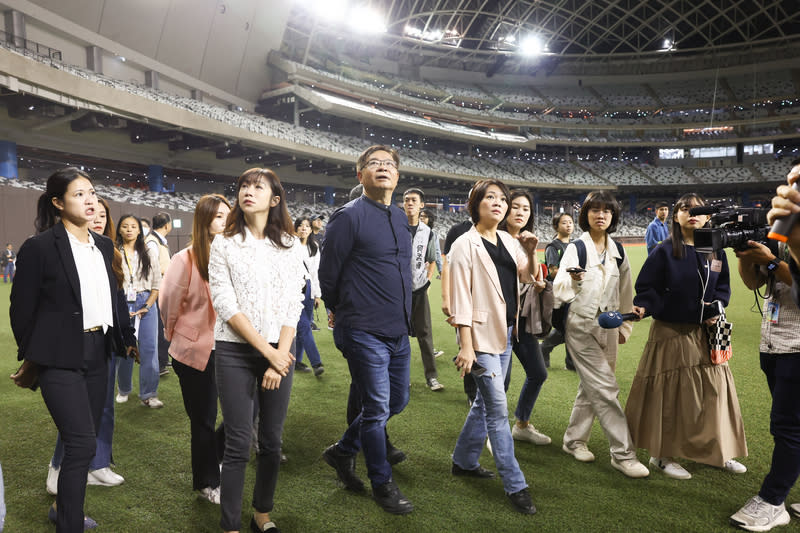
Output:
[710,259,722,272]
[126,286,137,302]
[766,301,780,324]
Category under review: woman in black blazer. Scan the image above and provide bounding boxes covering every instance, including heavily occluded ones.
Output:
[10,168,130,533]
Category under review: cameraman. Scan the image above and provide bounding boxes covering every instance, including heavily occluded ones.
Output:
[731,159,800,531]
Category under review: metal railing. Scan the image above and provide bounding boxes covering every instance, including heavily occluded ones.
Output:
[0,30,62,61]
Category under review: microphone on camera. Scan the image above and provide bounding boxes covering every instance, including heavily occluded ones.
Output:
[598,311,647,329]
[687,206,719,216]
[767,158,800,243]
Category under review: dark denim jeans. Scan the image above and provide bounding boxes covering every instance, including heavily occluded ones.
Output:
[758,352,800,505]
[334,327,410,487]
[295,280,322,367]
[512,321,548,422]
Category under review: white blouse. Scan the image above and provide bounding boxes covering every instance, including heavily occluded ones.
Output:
[300,243,321,299]
[209,227,305,344]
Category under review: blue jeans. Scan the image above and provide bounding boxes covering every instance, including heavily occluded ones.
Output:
[453,327,527,494]
[2,262,12,282]
[758,352,800,506]
[512,321,548,422]
[117,292,159,400]
[53,353,118,470]
[295,280,322,367]
[334,327,410,487]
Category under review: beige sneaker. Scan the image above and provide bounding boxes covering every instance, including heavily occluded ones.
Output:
[141,397,164,409]
[562,442,595,462]
[611,457,649,478]
[512,424,552,445]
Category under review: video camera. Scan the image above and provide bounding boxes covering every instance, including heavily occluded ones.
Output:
[692,205,770,253]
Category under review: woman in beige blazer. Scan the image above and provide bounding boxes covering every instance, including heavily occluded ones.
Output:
[449,179,539,515]
[159,194,231,504]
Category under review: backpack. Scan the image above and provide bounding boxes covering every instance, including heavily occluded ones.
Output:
[551,239,625,332]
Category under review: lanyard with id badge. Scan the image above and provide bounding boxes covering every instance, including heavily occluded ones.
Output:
[123,248,137,302]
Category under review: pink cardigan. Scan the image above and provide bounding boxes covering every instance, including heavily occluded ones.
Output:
[449,227,534,354]
[158,248,215,371]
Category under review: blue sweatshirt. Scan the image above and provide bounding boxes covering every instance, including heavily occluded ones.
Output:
[319,195,412,337]
[634,239,730,324]
[645,218,670,254]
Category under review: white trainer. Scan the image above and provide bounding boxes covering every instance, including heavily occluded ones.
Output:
[562,442,595,462]
[649,457,692,480]
[87,467,124,486]
[610,457,650,478]
[141,397,164,409]
[512,424,552,445]
[115,393,129,404]
[46,463,59,495]
[724,459,747,474]
[199,486,221,505]
[486,437,493,457]
[730,495,790,532]
[789,503,800,518]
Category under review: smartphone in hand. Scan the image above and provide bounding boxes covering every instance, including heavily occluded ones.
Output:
[453,356,487,377]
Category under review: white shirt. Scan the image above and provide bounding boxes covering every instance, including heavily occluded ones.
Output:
[209,228,305,344]
[67,231,113,332]
[300,243,321,299]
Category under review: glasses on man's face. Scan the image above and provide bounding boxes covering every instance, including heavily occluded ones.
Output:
[364,159,397,170]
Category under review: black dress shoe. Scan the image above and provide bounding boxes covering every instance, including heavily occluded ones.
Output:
[507,488,537,515]
[250,516,280,532]
[452,463,496,478]
[386,443,407,466]
[372,480,414,515]
[322,443,365,492]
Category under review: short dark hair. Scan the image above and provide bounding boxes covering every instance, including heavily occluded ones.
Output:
[578,191,621,234]
[152,212,171,230]
[467,179,511,225]
[655,201,670,209]
[552,212,573,231]
[403,188,425,203]
[357,145,399,172]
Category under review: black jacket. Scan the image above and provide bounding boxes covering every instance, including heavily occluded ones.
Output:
[10,222,130,367]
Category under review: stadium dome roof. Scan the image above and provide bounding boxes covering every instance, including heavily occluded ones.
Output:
[284,0,800,74]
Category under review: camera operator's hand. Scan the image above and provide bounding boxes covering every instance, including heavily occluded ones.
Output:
[734,240,773,265]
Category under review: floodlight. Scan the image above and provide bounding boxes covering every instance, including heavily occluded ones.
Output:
[348,6,387,34]
[315,0,348,25]
[519,35,542,56]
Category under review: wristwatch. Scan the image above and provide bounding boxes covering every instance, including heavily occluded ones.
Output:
[766,257,782,273]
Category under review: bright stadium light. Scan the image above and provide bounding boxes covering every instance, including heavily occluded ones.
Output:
[519,35,542,56]
[348,6,387,34]
[314,0,348,24]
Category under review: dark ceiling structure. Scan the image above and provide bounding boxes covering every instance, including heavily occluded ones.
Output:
[283,0,800,74]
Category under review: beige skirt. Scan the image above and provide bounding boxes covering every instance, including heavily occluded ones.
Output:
[624,319,747,466]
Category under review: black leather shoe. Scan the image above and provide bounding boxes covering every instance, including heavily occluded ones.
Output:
[372,480,414,514]
[452,463,496,478]
[507,488,537,515]
[322,444,365,492]
[386,442,407,466]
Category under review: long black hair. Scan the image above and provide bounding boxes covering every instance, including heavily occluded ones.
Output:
[499,189,535,233]
[294,217,318,256]
[35,167,91,233]
[115,214,152,281]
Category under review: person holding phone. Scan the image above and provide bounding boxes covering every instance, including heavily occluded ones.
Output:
[449,179,539,514]
[553,190,649,478]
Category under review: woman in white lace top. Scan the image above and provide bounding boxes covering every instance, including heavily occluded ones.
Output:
[208,168,304,533]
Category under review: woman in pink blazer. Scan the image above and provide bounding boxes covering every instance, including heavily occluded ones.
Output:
[159,194,231,505]
[449,179,539,515]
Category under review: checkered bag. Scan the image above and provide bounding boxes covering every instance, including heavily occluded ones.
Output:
[707,309,733,364]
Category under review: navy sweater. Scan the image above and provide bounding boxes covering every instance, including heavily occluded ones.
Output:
[634,239,730,324]
[319,195,412,337]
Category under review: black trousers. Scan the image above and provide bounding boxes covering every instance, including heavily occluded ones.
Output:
[172,353,222,491]
[39,330,108,533]
[157,313,170,370]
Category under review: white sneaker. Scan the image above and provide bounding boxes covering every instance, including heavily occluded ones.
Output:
[198,486,221,504]
[610,457,649,478]
[46,463,59,495]
[789,503,800,518]
[486,437,493,457]
[512,424,552,445]
[433,350,445,358]
[649,457,692,480]
[724,459,747,474]
[562,442,595,462]
[141,397,164,409]
[730,495,790,532]
[87,467,124,486]
[115,393,129,404]
[427,378,444,391]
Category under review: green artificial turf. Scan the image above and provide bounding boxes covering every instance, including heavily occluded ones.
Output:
[1,246,798,532]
